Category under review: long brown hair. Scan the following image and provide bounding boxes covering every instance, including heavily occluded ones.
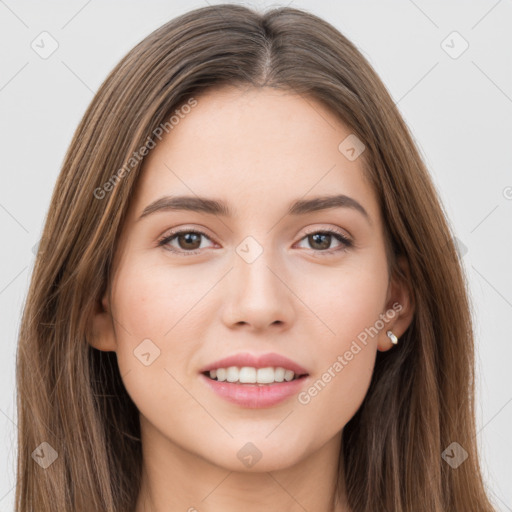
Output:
[15,4,496,511]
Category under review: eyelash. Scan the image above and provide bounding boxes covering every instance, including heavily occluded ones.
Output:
[157,227,353,257]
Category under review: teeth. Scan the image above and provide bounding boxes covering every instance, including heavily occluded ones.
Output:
[208,366,299,384]
[239,367,256,383]
[284,369,295,382]
[274,367,285,382]
[226,366,238,382]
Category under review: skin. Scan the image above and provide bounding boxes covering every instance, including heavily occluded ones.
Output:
[90,85,414,512]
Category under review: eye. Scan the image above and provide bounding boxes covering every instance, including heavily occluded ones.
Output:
[158,229,215,255]
[295,228,353,255]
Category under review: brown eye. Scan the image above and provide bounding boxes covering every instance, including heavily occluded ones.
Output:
[296,229,353,255]
[307,233,332,250]
[175,232,202,250]
[158,229,214,255]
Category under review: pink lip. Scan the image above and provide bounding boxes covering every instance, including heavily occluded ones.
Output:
[200,352,309,375]
[200,374,310,408]
[199,352,310,409]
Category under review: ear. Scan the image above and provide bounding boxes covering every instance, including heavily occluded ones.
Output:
[377,255,415,352]
[88,288,117,352]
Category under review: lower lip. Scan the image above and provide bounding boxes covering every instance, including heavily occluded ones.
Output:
[200,374,309,408]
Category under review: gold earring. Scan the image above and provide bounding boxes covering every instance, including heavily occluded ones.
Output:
[387,330,398,345]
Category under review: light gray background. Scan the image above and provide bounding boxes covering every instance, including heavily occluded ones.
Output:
[0,0,511,510]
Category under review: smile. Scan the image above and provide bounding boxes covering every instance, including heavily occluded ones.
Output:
[203,366,304,384]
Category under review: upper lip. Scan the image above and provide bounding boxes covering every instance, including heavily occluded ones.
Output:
[200,352,309,376]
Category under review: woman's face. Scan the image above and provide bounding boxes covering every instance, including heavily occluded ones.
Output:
[92,85,411,472]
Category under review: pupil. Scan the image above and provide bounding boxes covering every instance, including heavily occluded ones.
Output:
[310,233,330,250]
[180,233,201,249]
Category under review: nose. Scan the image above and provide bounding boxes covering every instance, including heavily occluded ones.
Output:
[221,248,295,332]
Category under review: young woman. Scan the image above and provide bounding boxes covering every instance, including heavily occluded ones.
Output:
[15,4,497,511]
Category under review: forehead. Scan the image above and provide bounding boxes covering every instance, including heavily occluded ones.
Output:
[131,86,379,222]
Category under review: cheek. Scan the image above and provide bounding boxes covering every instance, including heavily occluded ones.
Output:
[293,293,381,445]
[331,270,388,338]
[291,252,388,436]
[111,257,209,342]
[108,261,201,404]
[300,248,390,344]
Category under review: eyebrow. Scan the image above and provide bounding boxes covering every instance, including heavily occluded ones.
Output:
[138,194,371,223]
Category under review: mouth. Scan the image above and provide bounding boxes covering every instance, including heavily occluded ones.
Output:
[199,352,310,407]
[202,366,309,385]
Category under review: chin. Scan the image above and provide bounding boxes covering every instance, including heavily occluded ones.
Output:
[198,439,307,473]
